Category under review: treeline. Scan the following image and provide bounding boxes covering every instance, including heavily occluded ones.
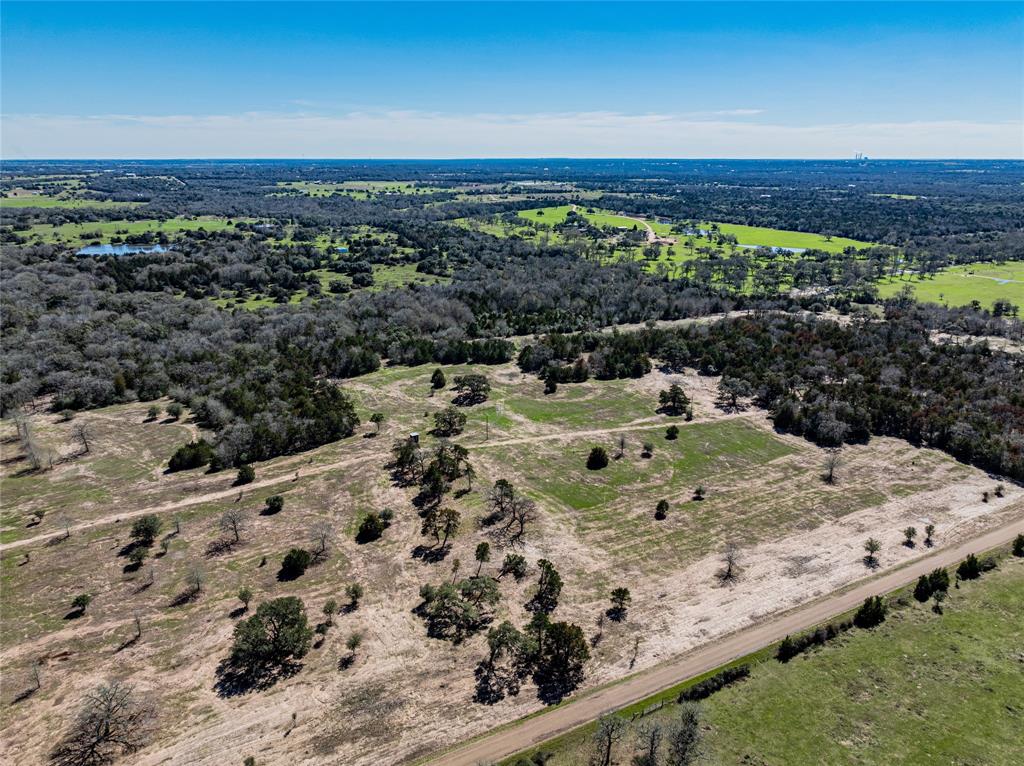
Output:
[518,312,1024,480]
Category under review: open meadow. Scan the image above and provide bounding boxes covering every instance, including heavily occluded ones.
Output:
[877,260,1024,310]
[2,360,1019,766]
[506,552,1024,766]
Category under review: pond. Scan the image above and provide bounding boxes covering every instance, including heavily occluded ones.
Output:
[76,244,170,256]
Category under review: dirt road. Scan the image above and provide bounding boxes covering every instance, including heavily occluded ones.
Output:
[427,513,1024,766]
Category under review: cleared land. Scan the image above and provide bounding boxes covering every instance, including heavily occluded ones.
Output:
[1,364,1020,766]
[877,261,1024,310]
[22,216,247,245]
[494,548,1024,766]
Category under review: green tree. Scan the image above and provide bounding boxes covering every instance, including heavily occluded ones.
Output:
[475,541,491,575]
[655,499,669,520]
[346,582,364,609]
[853,595,887,628]
[658,383,690,416]
[956,553,982,581]
[71,593,92,613]
[535,621,589,697]
[230,596,312,669]
[130,514,162,546]
[499,553,528,581]
[431,368,447,390]
[238,585,253,612]
[608,587,631,621]
[903,526,917,547]
[529,559,563,614]
[587,446,609,470]
[356,512,386,543]
[666,424,679,440]
[369,412,385,433]
[235,464,255,485]
[433,406,467,436]
[863,537,881,567]
[913,575,932,602]
[279,548,312,580]
[1012,533,1024,557]
[264,495,284,515]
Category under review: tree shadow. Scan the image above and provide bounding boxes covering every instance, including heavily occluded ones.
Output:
[9,686,38,705]
[169,588,201,607]
[63,608,85,621]
[605,607,627,623]
[473,660,524,705]
[214,658,301,698]
[411,544,450,563]
[863,555,880,570]
[114,634,140,654]
[45,534,68,548]
[205,538,239,558]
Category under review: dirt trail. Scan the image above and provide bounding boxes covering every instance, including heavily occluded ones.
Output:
[0,414,743,553]
[428,513,1024,766]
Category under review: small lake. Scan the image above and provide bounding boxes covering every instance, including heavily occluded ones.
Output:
[737,244,806,254]
[76,244,170,256]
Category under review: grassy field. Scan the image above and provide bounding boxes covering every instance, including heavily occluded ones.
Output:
[212,263,448,309]
[701,222,871,253]
[24,216,247,245]
[1,195,144,210]
[0,358,1012,766]
[877,261,1024,310]
[508,553,1024,766]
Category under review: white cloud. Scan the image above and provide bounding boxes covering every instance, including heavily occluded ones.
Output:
[1,110,1020,159]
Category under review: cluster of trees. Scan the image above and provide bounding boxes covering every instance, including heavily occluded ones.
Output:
[523,314,1024,479]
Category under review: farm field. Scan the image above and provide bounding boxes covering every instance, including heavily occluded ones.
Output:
[508,553,1024,766]
[2,361,1019,766]
[877,260,1024,310]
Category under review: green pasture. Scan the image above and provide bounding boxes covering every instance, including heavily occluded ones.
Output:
[508,555,1024,766]
[877,261,1024,310]
[24,216,246,245]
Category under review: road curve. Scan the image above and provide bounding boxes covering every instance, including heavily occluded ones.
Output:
[427,513,1024,766]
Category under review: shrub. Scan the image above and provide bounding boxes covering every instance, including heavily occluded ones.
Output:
[168,439,214,472]
[71,593,92,612]
[678,664,750,701]
[666,425,679,440]
[130,514,162,545]
[166,402,184,420]
[853,595,887,628]
[431,368,446,389]
[956,553,982,581]
[279,548,313,580]
[586,446,609,470]
[356,512,386,543]
[235,464,255,485]
[776,620,853,661]
[1013,534,1024,557]
[913,575,932,602]
[655,499,669,520]
[263,495,284,515]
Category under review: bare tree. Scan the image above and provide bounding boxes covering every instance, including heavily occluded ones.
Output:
[718,542,741,584]
[186,566,204,596]
[590,715,627,766]
[493,495,538,549]
[822,447,841,484]
[51,680,152,766]
[72,422,92,455]
[634,721,664,766]
[310,520,334,562]
[666,702,703,765]
[219,508,246,544]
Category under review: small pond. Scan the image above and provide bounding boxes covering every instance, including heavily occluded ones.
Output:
[76,244,170,256]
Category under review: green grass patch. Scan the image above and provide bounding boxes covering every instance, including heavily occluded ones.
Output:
[877,260,1024,310]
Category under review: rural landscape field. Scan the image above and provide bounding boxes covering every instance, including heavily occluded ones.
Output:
[2,2,1023,766]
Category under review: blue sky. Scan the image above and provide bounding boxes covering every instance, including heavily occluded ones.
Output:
[2,1,1021,158]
